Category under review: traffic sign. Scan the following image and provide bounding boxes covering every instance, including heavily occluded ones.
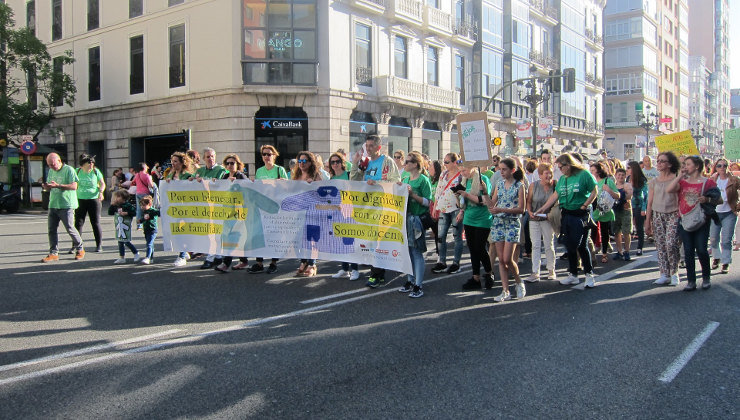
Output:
[20,140,37,155]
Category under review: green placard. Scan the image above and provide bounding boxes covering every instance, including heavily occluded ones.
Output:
[724,128,740,160]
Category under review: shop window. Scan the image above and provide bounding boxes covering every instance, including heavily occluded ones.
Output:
[88,46,100,101]
[130,36,144,94]
[169,24,186,88]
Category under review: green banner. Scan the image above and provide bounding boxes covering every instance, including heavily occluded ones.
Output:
[724,128,740,160]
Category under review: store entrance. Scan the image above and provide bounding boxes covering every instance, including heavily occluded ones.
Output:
[130,131,190,171]
[254,107,308,173]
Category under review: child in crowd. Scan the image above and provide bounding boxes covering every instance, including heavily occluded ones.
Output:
[108,190,140,264]
[137,195,159,265]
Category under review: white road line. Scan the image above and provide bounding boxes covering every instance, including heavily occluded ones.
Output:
[0,222,47,226]
[0,329,183,374]
[571,251,656,290]
[658,321,720,383]
[300,288,367,304]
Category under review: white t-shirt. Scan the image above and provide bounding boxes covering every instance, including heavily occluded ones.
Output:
[716,177,731,213]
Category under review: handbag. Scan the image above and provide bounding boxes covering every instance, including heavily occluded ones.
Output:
[432,171,462,220]
[680,179,708,232]
[419,211,436,231]
[596,185,616,213]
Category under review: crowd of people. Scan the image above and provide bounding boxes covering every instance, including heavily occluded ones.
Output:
[40,137,740,298]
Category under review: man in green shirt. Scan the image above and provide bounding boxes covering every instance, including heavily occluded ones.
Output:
[42,153,84,262]
[194,147,228,269]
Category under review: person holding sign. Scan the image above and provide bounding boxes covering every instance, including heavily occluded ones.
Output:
[708,158,740,274]
[483,158,526,302]
[168,152,196,267]
[350,135,401,288]
[458,167,493,291]
[215,154,250,273]
[291,151,324,278]
[535,154,598,288]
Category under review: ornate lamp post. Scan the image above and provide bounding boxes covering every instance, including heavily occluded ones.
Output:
[636,104,659,157]
[516,77,550,157]
[689,122,705,155]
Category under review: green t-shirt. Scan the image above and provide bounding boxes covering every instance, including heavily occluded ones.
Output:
[331,171,350,180]
[555,169,597,211]
[462,175,492,228]
[255,165,288,180]
[402,174,433,216]
[48,164,79,209]
[593,177,617,222]
[76,167,104,200]
[166,171,193,180]
[345,161,353,172]
[195,165,227,180]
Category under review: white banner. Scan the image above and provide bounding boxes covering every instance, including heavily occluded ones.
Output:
[537,117,553,140]
[516,119,532,140]
[160,179,412,274]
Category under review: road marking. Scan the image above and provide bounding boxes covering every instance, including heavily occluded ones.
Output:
[300,289,367,304]
[571,251,655,290]
[0,329,183,374]
[658,321,720,383]
[717,282,740,297]
[0,222,47,226]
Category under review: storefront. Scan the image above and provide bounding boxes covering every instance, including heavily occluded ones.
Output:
[130,131,190,171]
[254,107,308,173]
[349,111,376,154]
[421,122,441,161]
[386,116,410,157]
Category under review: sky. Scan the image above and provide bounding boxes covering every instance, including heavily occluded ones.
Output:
[731,2,740,89]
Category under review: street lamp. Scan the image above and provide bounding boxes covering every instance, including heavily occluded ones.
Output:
[635,105,658,157]
[690,122,705,155]
[516,78,550,157]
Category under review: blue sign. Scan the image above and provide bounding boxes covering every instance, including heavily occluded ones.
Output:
[20,140,37,155]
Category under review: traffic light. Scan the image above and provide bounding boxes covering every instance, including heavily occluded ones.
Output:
[562,68,576,93]
[548,70,561,93]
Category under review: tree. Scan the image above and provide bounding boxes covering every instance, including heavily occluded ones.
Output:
[0,3,76,143]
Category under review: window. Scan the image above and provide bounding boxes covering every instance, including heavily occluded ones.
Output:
[52,56,64,106]
[168,0,184,6]
[355,23,372,87]
[456,54,465,105]
[87,0,99,31]
[169,24,186,88]
[52,0,62,41]
[427,0,439,7]
[130,36,144,94]
[129,0,143,18]
[426,46,438,86]
[394,36,407,79]
[26,66,37,110]
[26,1,35,35]
[88,46,100,101]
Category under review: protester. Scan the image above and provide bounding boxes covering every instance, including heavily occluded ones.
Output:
[109,168,122,199]
[526,163,557,282]
[328,152,360,280]
[709,158,740,274]
[628,161,649,255]
[350,135,401,288]
[194,148,228,269]
[108,190,140,264]
[393,150,405,172]
[432,153,464,275]
[73,153,105,253]
[667,155,721,291]
[398,152,433,298]
[216,154,250,272]
[646,152,682,284]
[484,158,526,301]
[590,162,618,263]
[41,153,84,262]
[291,151,324,277]
[168,152,195,267]
[535,154,598,287]
[187,150,201,169]
[132,162,154,231]
[613,168,634,260]
[642,156,658,180]
[137,195,159,265]
[458,166,493,290]
[314,154,331,180]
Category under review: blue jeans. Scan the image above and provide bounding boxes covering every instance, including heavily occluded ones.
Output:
[341,262,359,271]
[437,210,463,264]
[408,246,426,287]
[144,229,157,259]
[678,222,711,284]
[562,213,593,275]
[710,211,737,265]
[118,241,138,257]
[135,193,147,226]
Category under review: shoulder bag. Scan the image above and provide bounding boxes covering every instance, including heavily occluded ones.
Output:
[680,179,708,232]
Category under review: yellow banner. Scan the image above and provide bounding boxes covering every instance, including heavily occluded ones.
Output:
[167,190,244,206]
[654,130,699,155]
[352,208,404,229]
[340,190,405,211]
[332,223,405,244]
[167,205,247,221]
[170,222,223,235]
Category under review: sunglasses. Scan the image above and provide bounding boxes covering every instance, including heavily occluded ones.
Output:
[330,160,342,165]
[443,161,451,164]
[262,153,274,157]
[405,160,416,164]
[716,164,727,168]
[657,159,668,163]
[394,156,403,159]
[225,161,237,166]
[297,159,308,164]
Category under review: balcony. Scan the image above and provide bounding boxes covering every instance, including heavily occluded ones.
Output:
[355,66,372,87]
[529,50,557,69]
[452,20,477,45]
[528,0,558,24]
[377,75,460,110]
[424,5,452,35]
[387,0,423,25]
[585,29,604,49]
[346,0,386,15]
[585,72,604,90]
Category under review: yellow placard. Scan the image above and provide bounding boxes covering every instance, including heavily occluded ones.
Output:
[339,190,405,211]
[167,205,246,221]
[170,222,223,235]
[332,223,405,244]
[167,190,244,206]
[654,130,699,155]
[352,208,404,229]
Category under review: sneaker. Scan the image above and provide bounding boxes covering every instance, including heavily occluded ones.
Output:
[173,257,187,267]
[612,252,622,261]
[41,254,59,263]
[232,262,249,270]
[711,259,720,270]
[701,279,711,290]
[721,264,729,274]
[560,252,569,260]
[446,263,461,274]
[669,273,680,286]
[515,283,526,299]
[96,245,103,253]
[653,275,669,285]
[266,263,279,274]
[140,258,151,265]
[133,253,142,263]
[679,260,686,268]
[215,263,230,273]
[398,281,414,293]
[431,262,447,273]
[547,269,557,280]
[248,263,264,273]
[484,274,494,290]
[366,277,384,288]
[636,249,643,256]
[114,257,126,264]
[494,290,511,302]
[332,269,349,279]
[184,253,192,261]
[623,252,631,261]
[585,272,596,288]
[409,285,424,298]
[524,274,540,283]
[75,249,85,260]
[683,281,697,291]
[349,270,360,281]
[560,274,580,285]
[200,260,214,269]
[67,246,75,254]
[462,278,482,290]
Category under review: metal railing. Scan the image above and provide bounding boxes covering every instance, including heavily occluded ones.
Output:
[355,66,372,86]
[454,20,478,40]
[377,75,459,108]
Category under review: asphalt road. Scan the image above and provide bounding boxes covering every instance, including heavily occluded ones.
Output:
[0,211,737,419]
